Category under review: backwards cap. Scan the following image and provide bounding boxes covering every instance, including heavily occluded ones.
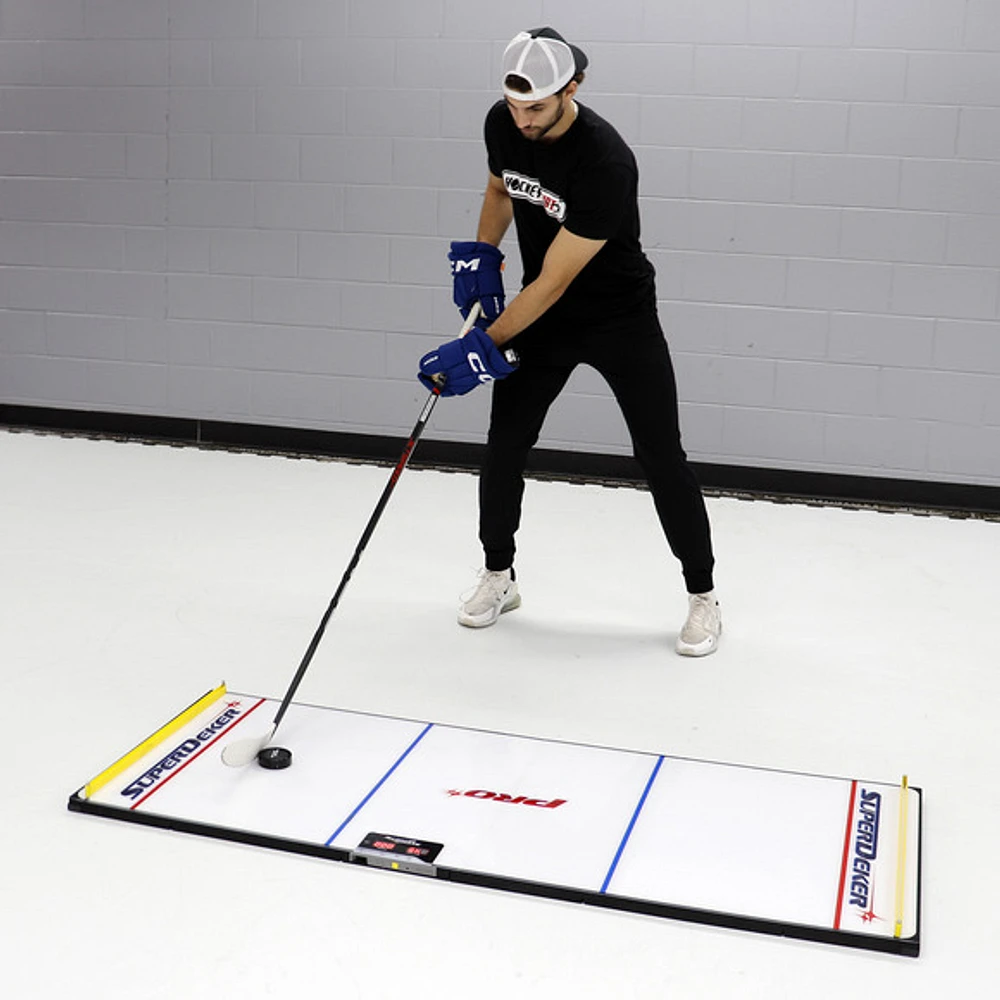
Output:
[502,27,589,102]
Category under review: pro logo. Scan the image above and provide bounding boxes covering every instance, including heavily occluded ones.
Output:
[447,788,567,809]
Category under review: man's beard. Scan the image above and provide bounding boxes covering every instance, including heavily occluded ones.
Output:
[522,97,568,142]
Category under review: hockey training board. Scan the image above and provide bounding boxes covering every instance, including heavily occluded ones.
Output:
[68,685,921,956]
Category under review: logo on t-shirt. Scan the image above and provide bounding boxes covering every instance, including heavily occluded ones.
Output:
[502,170,567,221]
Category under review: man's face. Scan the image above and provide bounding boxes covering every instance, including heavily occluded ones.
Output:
[504,89,571,142]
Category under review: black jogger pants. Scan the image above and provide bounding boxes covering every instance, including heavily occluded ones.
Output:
[478,312,716,595]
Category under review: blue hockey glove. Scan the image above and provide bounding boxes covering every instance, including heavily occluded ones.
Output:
[418,323,518,397]
[448,241,505,323]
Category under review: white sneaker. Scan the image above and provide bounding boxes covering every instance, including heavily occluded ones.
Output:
[676,592,722,657]
[458,568,521,628]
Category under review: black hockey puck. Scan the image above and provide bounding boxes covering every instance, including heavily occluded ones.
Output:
[257,746,292,770]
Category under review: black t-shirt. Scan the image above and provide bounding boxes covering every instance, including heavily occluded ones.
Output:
[484,99,656,330]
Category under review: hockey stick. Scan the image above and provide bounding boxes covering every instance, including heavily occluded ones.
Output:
[221,307,480,767]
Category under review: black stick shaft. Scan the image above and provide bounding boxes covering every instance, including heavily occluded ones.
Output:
[270,390,440,730]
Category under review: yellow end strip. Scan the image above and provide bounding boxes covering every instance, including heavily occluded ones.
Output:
[82,683,227,800]
[893,775,910,938]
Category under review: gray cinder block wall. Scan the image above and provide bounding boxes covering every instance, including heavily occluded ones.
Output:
[1,1,1000,487]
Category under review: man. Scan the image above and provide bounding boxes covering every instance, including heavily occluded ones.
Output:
[418,27,721,656]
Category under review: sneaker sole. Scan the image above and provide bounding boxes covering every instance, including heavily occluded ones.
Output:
[675,622,722,657]
[457,592,522,629]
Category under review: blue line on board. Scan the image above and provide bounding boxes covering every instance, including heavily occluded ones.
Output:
[325,722,434,847]
[600,755,664,894]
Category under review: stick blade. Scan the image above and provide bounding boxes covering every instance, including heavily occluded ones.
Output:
[221,726,275,768]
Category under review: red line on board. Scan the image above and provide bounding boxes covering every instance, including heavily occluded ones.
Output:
[833,779,858,929]
[130,697,268,811]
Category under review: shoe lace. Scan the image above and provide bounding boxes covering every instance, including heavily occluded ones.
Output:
[687,594,716,630]
[478,569,509,599]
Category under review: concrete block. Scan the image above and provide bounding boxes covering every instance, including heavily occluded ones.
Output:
[748,0,854,46]
[167,227,211,272]
[301,136,393,185]
[82,0,167,39]
[933,318,1000,374]
[840,209,948,264]
[946,214,1000,267]
[880,366,991,424]
[900,159,1000,215]
[249,370,342,425]
[168,180,254,227]
[642,198,737,252]
[346,89,439,138]
[127,134,168,179]
[169,273,251,322]
[167,364,251,418]
[733,204,840,258]
[395,39,493,90]
[673,352,776,406]
[392,139,486,188]
[0,222,44,265]
[786,258,892,313]
[694,45,797,98]
[258,0,348,38]
[644,0,751,45]
[855,0,966,51]
[0,309,45,352]
[957,108,1000,160]
[340,281,435,334]
[440,91,498,142]
[587,43,693,96]
[251,276,342,328]
[211,230,298,278]
[891,263,999,321]
[211,135,299,182]
[635,146,690,198]
[0,132,126,178]
[965,0,1000,52]
[169,87,254,133]
[346,185,438,236]
[211,40,299,86]
[828,312,934,367]
[640,96,742,148]
[43,223,123,269]
[44,312,126,360]
[168,0,256,39]
[0,0,86,40]
[682,251,788,308]
[721,406,826,463]
[690,148,794,203]
[124,228,167,272]
[300,37,395,87]
[743,100,849,154]
[347,0,445,39]
[797,49,907,102]
[0,41,43,84]
[929,423,1000,478]
[774,359,880,416]
[848,104,959,158]
[723,304,829,360]
[794,154,900,209]
[168,135,211,179]
[823,414,930,474]
[388,236,446,286]
[299,232,390,283]
[257,88,346,136]
[167,41,211,86]
[907,52,1000,105]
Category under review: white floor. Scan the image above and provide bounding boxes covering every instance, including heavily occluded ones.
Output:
[3,427,998,999]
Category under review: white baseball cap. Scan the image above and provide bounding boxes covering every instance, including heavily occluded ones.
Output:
[502,27,589,102]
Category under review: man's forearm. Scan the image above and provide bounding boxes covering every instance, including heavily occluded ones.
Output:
[483,274,566,346]
[476,181,513,246]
